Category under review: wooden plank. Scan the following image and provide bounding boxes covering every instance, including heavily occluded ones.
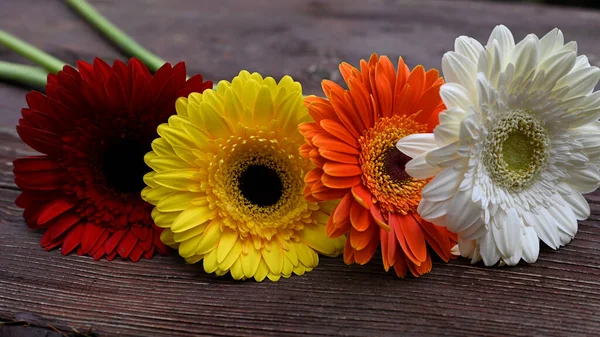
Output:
[0,0,599,336]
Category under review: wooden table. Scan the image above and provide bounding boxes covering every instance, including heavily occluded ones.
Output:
[1,1,599,336]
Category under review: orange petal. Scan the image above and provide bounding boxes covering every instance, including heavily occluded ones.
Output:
[330,90,363,137]
[394,57,410,99]
[350,200,371,232]
[333,193,353,225]
[339,62,356,83]
[323,162,362,177]
[320,119,360,148]
[354,227,379,265]
[305,97,339,123]
[375,60,394,118]
[312,183,347,201]
[389,213,421,266]
[347,77,373,128]
[414,214,452,261]
[392,254,408,278]
[322,174,360,189]
[326,212,350,238]
[414,83,443,126]
[351,183,372,209]
[343,240,356,264]
[304,168,323,184]
[370,205,390,230]
[298,122,323,140]
[349,224,376,251]
[299,143,313,159]
[407,252,432,277]
[312,134,360,155]
[400,214,428,263]
[319,148,359,164]
[407,65,426,99]
[425,68,441,88]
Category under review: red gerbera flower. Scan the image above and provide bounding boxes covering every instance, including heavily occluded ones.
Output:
[13,58,212,261]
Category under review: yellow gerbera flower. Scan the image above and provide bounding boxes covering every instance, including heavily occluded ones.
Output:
[142,71,345,281]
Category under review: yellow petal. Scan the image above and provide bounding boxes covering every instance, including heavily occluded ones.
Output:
[216,228,238,263]
[173,221,207,243]
[298,223,337,256]
[241,79,259,111]
[203,248,218,273]
[151,137,174,156]
[199,101,232,139]
[254,260,269,282]
[156,192,197,212]
[159,229,177,247]
[220,240,242,271]
[175,97,189,117]
[148,155,193,171]
[201,90,224,113]
[185,254,203,264]
[254,85,274,126]
[293,263,306,276]
[195,220,222,255]
[151,209,178,229]
[295,242,315,267]
[263,77,278,97]
[153,170,199,191]
[282,258,293,277]
[225,87,245,125]
[261,243,284,275]
[178,238,199,258]
[157,124,196,149]
[277,92,304,134]
[266,273,281,282]
[171,205,213,233]
[230,259,244,280]
[284,244,299,267]
[241,244,261,278]
[179,123,213,153]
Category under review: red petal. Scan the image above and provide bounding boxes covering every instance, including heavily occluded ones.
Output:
[61,224,85,255]
[105,229,127,254]
[129,246,144,262]
[80,223,105,254]
[40,230,62,251]
[47,212,81,240]
[37,199,76,224]
[117,230,138,258]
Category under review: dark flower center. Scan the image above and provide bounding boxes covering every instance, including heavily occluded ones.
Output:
[238,164,283,207]
[382,146,411,183]
[101,137,151,194]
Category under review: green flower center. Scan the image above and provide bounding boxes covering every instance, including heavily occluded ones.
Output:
[483,110,549,191]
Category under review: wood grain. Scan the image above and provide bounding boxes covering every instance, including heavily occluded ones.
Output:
[0,0,599,336]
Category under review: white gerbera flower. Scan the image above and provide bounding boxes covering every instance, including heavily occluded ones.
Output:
[397,25,600,266]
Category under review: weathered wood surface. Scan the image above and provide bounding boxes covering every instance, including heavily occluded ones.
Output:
[0,0,599,336]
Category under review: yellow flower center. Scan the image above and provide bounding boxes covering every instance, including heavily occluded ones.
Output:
[207,130,318,239]
[483,110,549,191]
[359,114,429,214]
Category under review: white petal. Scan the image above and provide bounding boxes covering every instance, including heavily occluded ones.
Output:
[455,36,485,64]
[548,199,578,242]
[557,182,590,220]
[421,168,464,202]
[446,187,484,235]
[491,208,522,260]
[396,133,437,158]
[539,28,564,58]
[521,226,540,264]
[442,52,478,97]
[479,229,501,266]
[556,67,600,100]
[457,216,488,241]
[458,238,476,258]
[566,164,600,194]
[487,25,515,55]
[440,83,473,111]
[537,49,576,91]
[405,153,443,179]
[417,198,451,221]
[425,141,461,166]
[523,208,560,249]
[511,34,540,77]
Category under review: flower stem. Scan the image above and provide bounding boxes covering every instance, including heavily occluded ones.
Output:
[0,30,66,73]
[65,0,166,72]
[0,61,48,89]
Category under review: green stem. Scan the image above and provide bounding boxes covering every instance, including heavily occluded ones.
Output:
[0,61,48,89]
[0,30,66,73]
[65,0,166,72]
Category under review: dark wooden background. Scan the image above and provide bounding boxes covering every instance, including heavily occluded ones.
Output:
[0,1,599,336]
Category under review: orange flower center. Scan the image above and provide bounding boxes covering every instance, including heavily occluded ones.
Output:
[358,114,429,215]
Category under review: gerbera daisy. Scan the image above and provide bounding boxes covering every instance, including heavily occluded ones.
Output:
[397,25,600,266]
[142,71,345,281]
[14,58,212,261]
[300,54,457,277]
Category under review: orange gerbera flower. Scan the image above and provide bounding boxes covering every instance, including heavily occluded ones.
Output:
[299,54,457,277]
